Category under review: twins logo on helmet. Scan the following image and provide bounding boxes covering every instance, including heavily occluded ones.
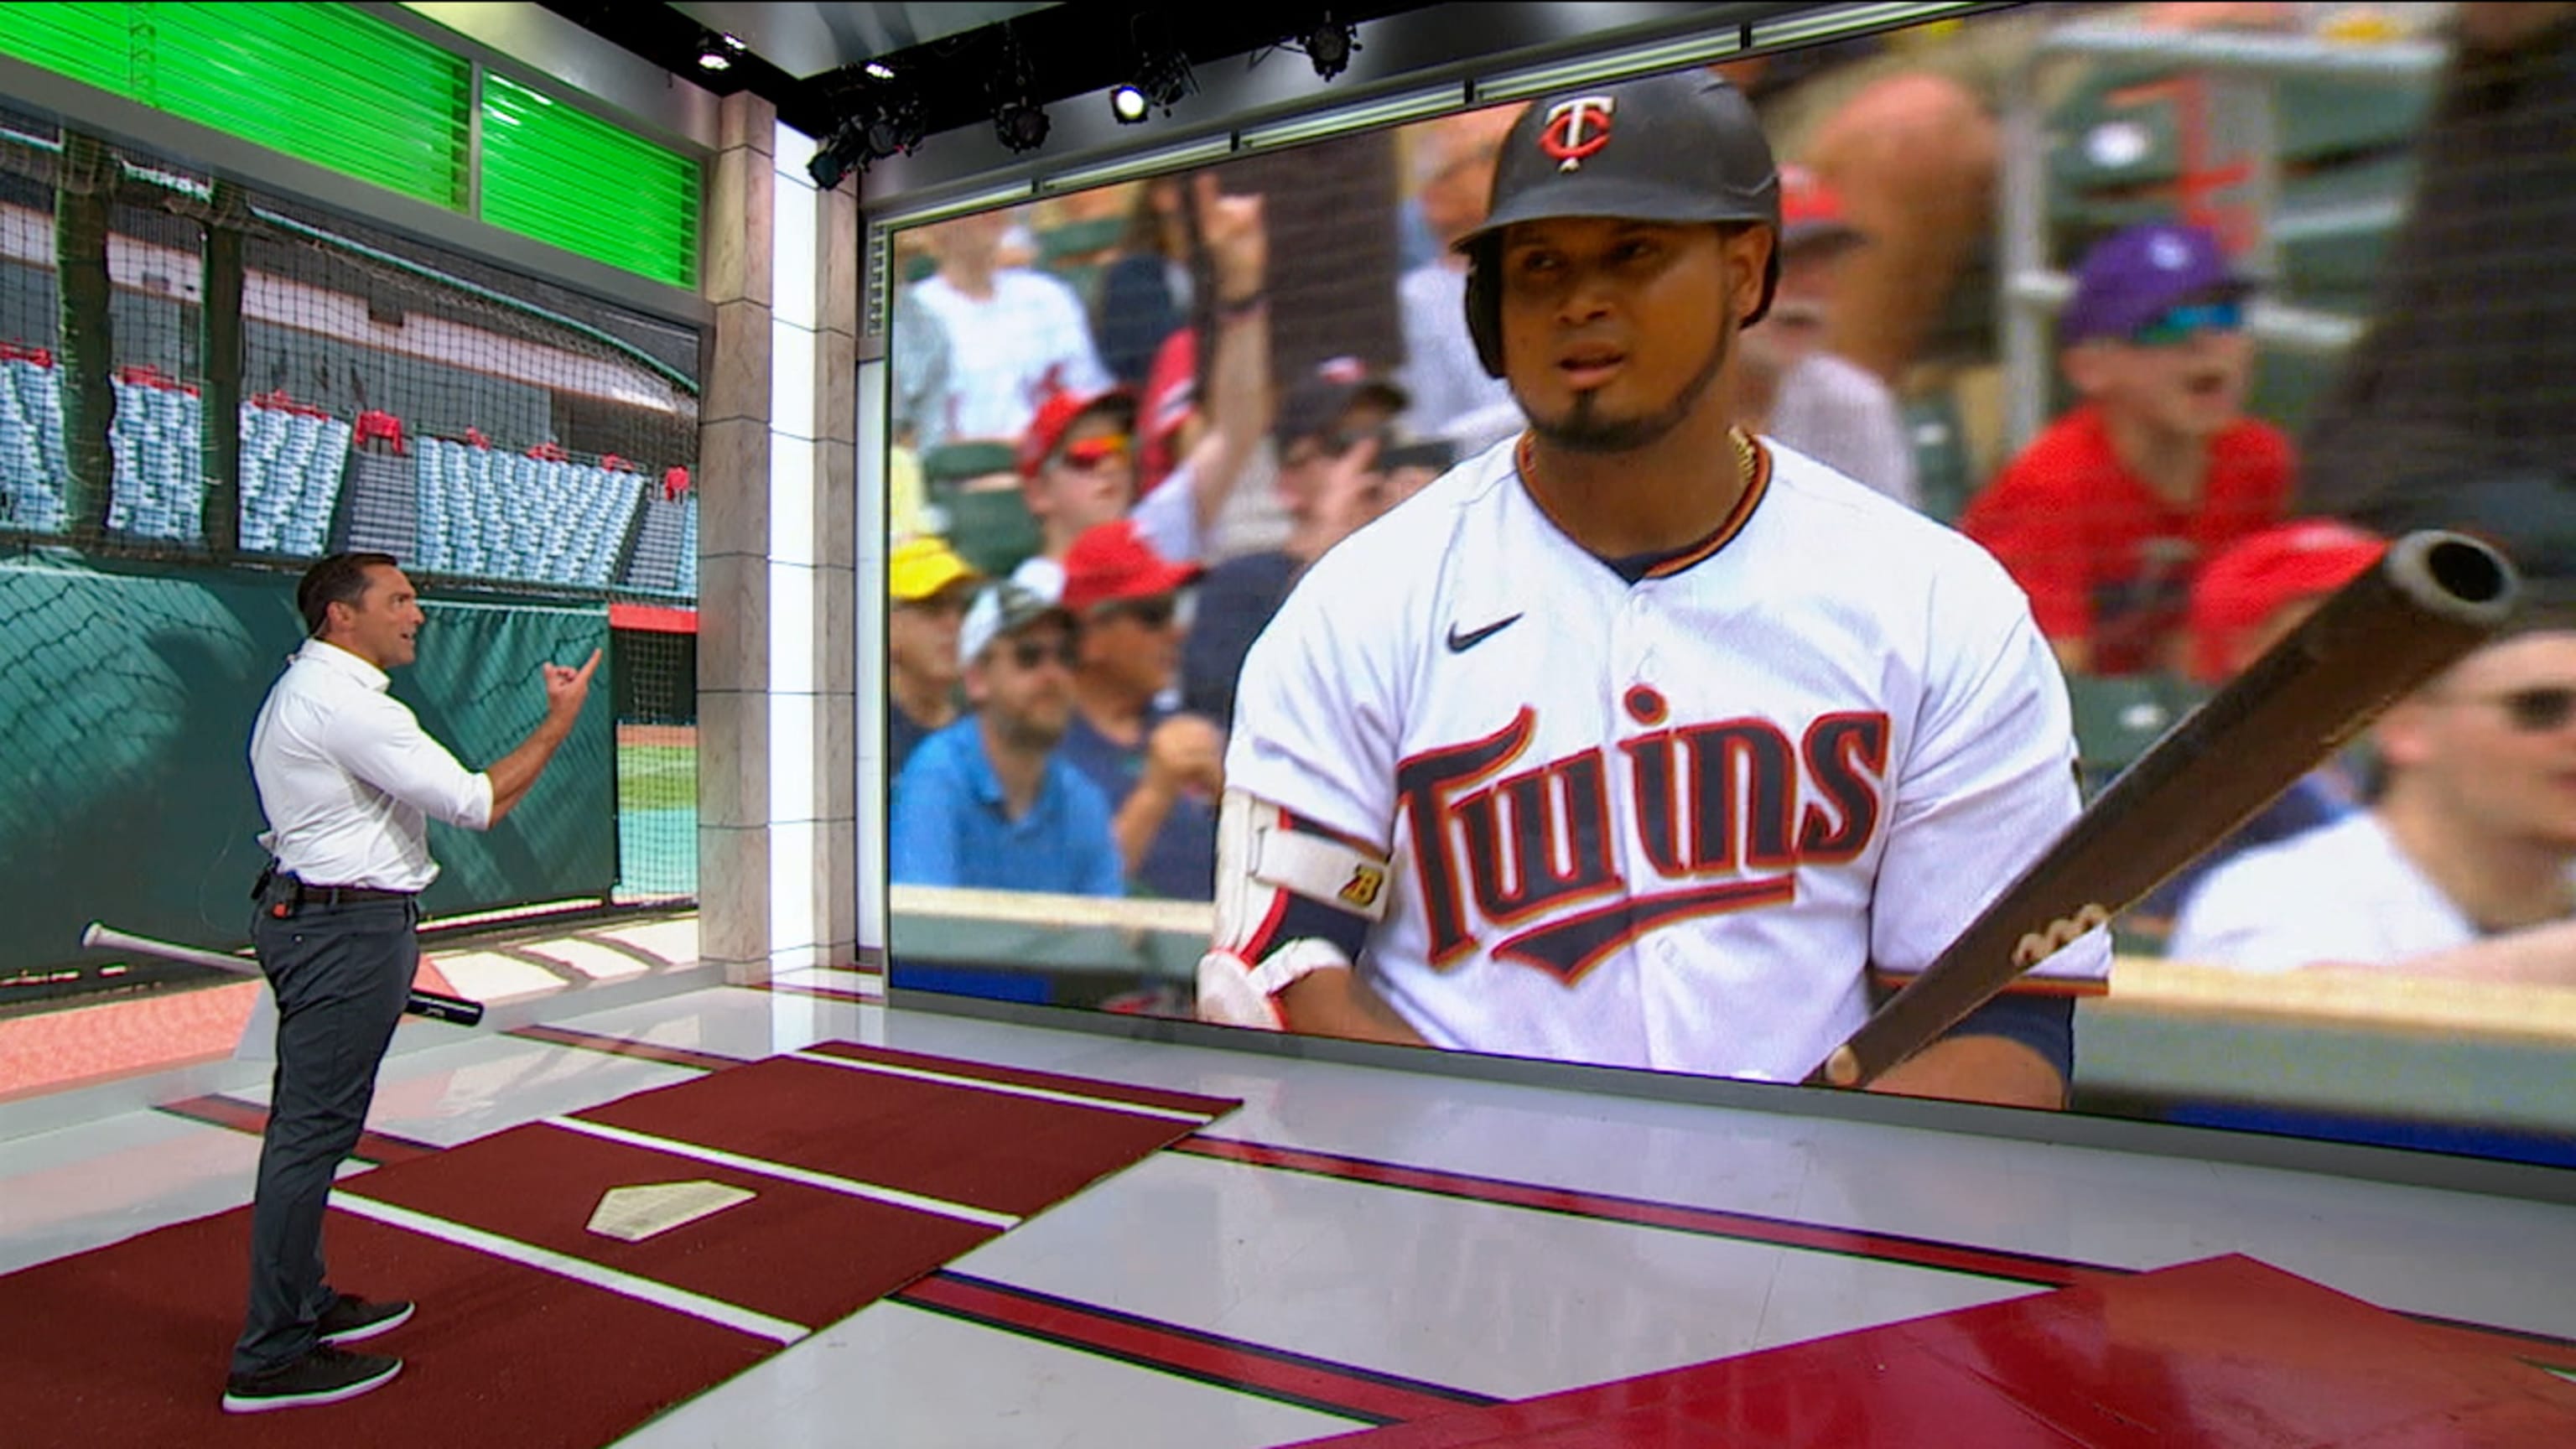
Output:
[1540,96,1616,172]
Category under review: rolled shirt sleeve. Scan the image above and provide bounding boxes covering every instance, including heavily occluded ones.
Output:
[331,691,495,831]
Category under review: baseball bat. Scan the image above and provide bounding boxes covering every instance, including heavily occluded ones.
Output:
[1805,529,2519,1091]
[79,922,486,1027]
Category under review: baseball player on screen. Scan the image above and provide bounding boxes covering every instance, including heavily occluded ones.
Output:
[1194,70,2107,1109]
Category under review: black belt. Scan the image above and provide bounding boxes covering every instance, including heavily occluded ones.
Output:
[255,863,415,912]
[291,882,417,906]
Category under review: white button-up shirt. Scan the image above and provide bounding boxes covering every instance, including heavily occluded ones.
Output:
[248,640,495,892]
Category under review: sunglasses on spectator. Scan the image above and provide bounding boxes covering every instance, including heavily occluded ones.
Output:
[2457,686,2576,733]
[2129,299,2245,347]
[1091,595,1178,630]
[1057,434,1132,472]
[1003,636,1078,671]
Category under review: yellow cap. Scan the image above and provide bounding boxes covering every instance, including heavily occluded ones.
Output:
[890,535,982,603]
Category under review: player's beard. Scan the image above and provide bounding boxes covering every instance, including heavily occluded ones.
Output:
[1524,317,1734,456]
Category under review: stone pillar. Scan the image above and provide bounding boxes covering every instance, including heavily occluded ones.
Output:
[697,92,776,985]
[812,174,865,969]
[765,120,861,974]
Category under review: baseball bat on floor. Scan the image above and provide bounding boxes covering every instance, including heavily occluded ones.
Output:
[1807,530,2520,1091]
[79,922,486,1027]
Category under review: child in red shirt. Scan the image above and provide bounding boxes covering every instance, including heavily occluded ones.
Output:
[1962,222,2295,676]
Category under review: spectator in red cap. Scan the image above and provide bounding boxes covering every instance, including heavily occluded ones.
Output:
[1961,221,2295,677]
[1057,518,1221,900]
[1732,164,1916,508]
[1008,175,1273,606]
[2127,520,2385,938]
[2185,518,2386,687]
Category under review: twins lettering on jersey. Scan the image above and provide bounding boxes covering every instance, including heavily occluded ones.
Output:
[1394,685,1891,985]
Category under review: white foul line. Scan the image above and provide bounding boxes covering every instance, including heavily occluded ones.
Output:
[543,1114,1021,1231]
[784,1048,1215,1124]
[331,1192,810,1345]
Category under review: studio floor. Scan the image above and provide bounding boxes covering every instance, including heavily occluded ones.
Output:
[8,960,2576,1446]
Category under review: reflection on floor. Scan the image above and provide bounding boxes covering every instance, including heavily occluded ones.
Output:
[5,963,2576,1446]
[0,909,707,1102]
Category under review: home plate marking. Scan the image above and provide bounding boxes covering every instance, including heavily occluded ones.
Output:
[587,1181,758,1242]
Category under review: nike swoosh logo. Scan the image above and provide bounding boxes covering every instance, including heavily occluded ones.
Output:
[1446,614,1524,653]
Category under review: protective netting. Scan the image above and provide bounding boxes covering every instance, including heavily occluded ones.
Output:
[0,106,700,1008]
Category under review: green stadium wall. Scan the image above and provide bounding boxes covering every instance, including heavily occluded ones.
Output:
[0,552,615,984]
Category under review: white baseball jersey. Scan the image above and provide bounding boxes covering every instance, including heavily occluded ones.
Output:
[1224,434,2110,1081]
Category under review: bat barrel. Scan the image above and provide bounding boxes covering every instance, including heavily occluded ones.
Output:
[2387,531,2516,623]
[1808,529,2522,1090]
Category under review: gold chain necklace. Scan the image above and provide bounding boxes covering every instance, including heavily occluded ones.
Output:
[1517,426,1758,494]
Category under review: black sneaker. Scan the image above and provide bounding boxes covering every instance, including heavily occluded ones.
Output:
[318,1294,414,1346]
[221,1346,402,1414]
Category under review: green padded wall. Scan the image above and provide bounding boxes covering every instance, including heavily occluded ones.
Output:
[0,554,615,984]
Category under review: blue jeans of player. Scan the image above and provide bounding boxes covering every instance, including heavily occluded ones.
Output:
[231,891,418,1376]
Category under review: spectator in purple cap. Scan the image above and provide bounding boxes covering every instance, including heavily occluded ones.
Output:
[1961,221,2296,677]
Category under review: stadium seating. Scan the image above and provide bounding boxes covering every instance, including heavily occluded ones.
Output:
[2024,39,2439,442]
[0,359,357,552]
[1903,390,1975,526]
[0,353,68,533]
[677,492,698,596]
[922,439,1040,579]
[105,374,206,544]
[617,486,696,596]
[2068,671,2209,800]
[0,358,680,596]
[239,402,352,556]
[413,437,648,589]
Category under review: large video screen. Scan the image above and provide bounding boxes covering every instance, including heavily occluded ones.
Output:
[880,5,2576,1168]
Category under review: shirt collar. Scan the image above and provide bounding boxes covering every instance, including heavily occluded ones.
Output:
[960,723,1008,808]
[300,638,392,693]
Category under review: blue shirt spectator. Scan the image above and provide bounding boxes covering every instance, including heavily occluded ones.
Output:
[890,715,1124,897]
[889,580,1124,897]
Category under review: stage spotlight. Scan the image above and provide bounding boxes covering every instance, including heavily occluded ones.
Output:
[995,96,1052,152]
[696,32,745,73]
[808,128,859,191]
[1114,34,1194,124]
[989,25,1050,153]
[864,60,896,80]
[863,90,927,159]
[1299,16,1359,80]
[807,84,927,192]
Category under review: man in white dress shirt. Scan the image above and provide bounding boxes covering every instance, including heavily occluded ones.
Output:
[2172,616,2576,985]
[223,552,595,1413]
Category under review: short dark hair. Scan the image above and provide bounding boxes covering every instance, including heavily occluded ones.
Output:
[298,552,400,636]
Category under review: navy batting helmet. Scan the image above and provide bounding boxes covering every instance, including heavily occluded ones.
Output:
[1459,70,1783,378]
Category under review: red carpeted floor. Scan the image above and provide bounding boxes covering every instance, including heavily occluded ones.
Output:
[1,1041,1237,1449]
[1291,1254,2576,1448]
